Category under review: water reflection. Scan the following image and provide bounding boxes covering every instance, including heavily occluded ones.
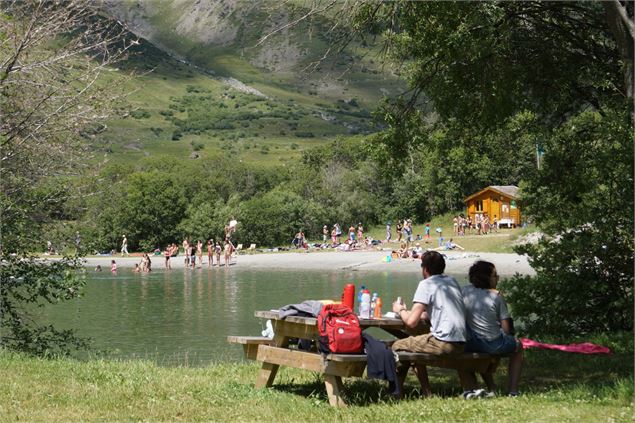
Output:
[40,267,465,366]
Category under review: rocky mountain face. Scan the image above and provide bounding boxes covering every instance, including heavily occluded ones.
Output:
[102,0,332,74]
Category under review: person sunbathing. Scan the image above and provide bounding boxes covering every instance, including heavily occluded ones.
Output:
[434,238,465,251]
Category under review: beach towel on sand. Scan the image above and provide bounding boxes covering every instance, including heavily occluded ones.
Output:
[521,338,611,355]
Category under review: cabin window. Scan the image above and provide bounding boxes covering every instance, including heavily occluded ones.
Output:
[476,200,483,212]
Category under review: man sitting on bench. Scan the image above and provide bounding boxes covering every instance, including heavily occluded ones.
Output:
[391,251,467,396]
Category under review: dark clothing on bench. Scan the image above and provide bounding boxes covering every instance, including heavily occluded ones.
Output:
[363,333,400,396]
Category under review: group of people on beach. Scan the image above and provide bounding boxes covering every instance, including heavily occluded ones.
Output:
[295,222,375,251]
[178,238,234,269]
[453,214,498,236]
[105,227,238,273]
[393,251,523,398]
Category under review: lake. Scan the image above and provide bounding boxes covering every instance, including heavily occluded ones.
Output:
[38,268,469,366]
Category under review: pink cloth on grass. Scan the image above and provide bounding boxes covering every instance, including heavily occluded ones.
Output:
[520,338,611,355]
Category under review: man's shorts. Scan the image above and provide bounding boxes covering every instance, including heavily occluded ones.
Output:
[465,331,520,355]
[392,333,465,355]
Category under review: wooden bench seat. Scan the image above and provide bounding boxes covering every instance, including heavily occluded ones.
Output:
[229,335,509,374]
[227,336,274,360]
[229,335,511,405]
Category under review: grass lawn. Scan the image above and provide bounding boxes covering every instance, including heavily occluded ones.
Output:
[1,333,631,422]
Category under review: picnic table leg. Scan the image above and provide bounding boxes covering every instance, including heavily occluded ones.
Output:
[414,364,432,397]
[256,362,279,388]
[255,334,289,388]
[324,374,347,407]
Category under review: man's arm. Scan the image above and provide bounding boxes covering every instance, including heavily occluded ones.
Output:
[393,302,430,328]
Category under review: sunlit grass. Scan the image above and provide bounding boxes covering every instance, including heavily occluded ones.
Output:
[1,333,632,422]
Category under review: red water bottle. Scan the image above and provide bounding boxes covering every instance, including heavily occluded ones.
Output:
[341,283,355,310]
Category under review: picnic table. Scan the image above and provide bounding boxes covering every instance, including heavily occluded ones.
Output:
[229,310,508,407]
[230,310,427,406]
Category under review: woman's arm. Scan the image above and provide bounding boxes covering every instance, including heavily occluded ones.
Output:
[500,318,513,335]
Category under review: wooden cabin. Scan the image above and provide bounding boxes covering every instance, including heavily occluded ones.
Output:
[465,186,521,228]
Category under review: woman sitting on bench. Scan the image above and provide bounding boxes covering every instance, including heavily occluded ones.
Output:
[460,261,524,398]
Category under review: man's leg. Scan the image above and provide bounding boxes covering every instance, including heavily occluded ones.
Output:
[480,372,496,392]
[414,364,432,396]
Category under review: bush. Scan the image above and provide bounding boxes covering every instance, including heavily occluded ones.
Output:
[130,109,151,119]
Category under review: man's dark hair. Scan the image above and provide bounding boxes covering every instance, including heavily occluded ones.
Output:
[469,260,495,289]
[421,251,445,275]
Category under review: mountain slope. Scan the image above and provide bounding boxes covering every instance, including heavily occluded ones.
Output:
[93,0,404,166]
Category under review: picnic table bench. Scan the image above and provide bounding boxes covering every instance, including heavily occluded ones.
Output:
[228,310,509,407]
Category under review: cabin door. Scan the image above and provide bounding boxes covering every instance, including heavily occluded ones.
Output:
[501,201,510,219]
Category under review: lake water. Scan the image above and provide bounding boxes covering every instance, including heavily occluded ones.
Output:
[38,268,469,366]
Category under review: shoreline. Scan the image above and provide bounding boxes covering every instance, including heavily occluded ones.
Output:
[81,250,535,277]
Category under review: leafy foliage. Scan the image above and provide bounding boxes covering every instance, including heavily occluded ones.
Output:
[0,1,134,355]
[358,1,621,126]
[237,189,326,246]
[0,255,88,356]
[501,106,634,335]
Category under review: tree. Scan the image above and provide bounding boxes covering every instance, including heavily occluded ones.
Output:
[0,0,135,355]
[501,106,633,334]
[238,189,326,247]
[317,0,634,334]
[1,0,134,250]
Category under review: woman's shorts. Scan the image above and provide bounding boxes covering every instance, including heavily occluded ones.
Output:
[465,331,519,355]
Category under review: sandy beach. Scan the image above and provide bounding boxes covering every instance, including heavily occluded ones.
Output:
[84,250,534,277]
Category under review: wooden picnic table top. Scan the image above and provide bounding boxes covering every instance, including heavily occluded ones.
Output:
[254,309,411,330]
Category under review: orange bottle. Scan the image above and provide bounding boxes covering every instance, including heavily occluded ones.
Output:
[374,296,382,318]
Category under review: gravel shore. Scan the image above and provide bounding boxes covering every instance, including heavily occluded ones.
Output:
[83,250,534,277]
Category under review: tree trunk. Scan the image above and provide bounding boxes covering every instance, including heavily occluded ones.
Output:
[603,0,634,101]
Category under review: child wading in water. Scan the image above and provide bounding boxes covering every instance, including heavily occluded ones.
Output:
[215,241,222,267]
[224,240,234,268]
[207,239,214,268]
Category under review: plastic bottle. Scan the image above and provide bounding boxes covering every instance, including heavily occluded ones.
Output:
[374,296,383,318]
[359,289,371,319]
[370,292,378,319]
[357,285,366,315]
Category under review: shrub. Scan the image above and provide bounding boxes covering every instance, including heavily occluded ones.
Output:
[130,109,151,119]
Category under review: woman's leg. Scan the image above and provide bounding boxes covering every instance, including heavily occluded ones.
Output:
[508,349,524,394]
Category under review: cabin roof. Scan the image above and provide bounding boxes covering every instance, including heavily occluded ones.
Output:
[465,185,519,202]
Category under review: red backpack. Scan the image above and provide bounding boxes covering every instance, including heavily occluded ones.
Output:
[317,304,363,354]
